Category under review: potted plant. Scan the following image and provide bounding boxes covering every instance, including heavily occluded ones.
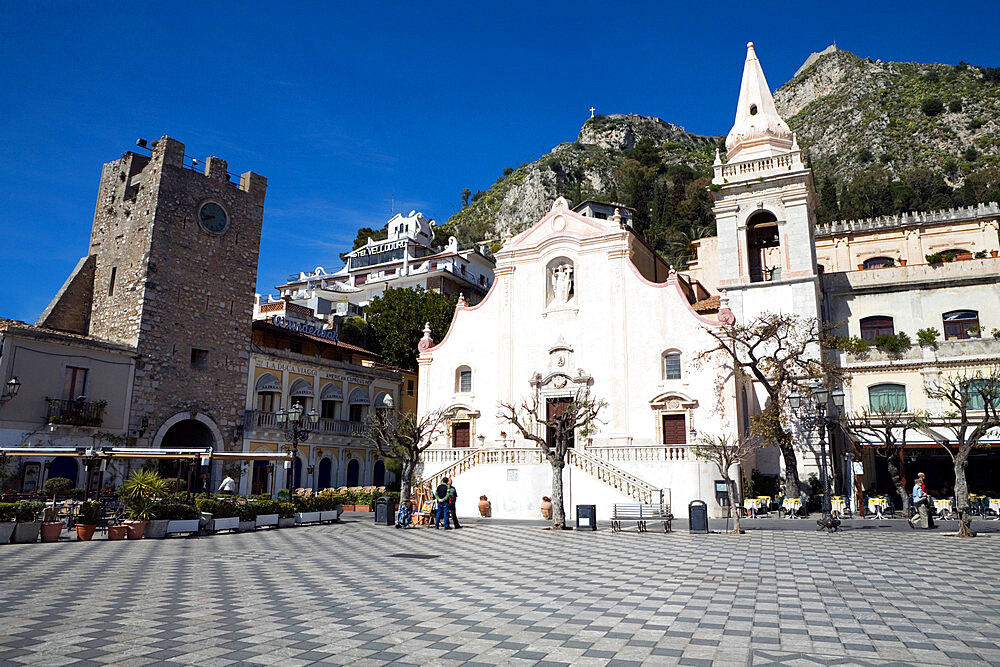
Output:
[341,488,356,512]
[0,502,16,544]
[12,500,44,543]
[293,495,322,524]
[540,496,553,519]
[991,250,999,258]
[237,501,257,532]
[119,469,167,539]
[478,495,491,517]
[75,501,101,541]
[196,498,240,532]
[145,503,171,538]
[278,502,296,528]
[917,328,940,347]
[254,499,280,528]
[157,502,200,536]
[41,477,74,542]
[354,489,373,513]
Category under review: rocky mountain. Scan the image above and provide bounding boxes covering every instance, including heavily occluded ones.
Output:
[775,46,1000,189]
[440,47,1000,247]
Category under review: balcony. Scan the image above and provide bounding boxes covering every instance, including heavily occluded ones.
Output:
[244,410,366,437]
[46,398,106,428]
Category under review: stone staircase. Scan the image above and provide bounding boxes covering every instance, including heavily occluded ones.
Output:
[422,446,668,509]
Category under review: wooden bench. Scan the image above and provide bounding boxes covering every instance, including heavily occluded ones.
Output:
[611,503,673,533]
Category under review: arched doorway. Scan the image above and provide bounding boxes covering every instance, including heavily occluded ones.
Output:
[373,460,385,486]
[159,418,216,492]
[252,460,270,495]
[346,459,360,487]
[317,458,332,489]
[48,457,79,487]
[293,456,304,490]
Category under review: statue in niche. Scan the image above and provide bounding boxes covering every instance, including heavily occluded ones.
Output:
[550,262,574,303]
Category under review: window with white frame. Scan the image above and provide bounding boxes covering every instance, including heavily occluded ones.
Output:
[663,351,682,380]
[456,366,472,393]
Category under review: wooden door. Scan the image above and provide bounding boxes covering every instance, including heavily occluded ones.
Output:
[453,422,471,447]
[662,414,687,445]
[546,397,575,449]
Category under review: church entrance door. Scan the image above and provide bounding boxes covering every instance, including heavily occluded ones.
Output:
[546,397,575,449]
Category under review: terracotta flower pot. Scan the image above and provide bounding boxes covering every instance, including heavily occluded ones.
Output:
[40,521,64,543]
[992,250,999,258]
[107,525,129,540]
[540,500,553,519]
[857,263,865,270]
[355,505,371,513]
[478,499,491,517]
[899,259,907,266]
[125,520,148,540]
[76,524,97,541]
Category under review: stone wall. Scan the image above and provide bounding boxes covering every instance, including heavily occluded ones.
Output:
[35,255,96,335]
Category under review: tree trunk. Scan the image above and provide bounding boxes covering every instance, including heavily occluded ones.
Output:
[954,454,973,537]
[399,459,414,510]
[550,458,566,530]
[779,439,802,498]
[885,452,910,515]
[726,476,741,534]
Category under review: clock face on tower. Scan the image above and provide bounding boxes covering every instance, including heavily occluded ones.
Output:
[198,201,229,234]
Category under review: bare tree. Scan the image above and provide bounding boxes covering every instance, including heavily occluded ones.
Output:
[701,312,839,497]
[366,409,450,510]
[693,432,762,534]
[842,407,921,515]
[922,366,1000,537]
[498,386,606,529]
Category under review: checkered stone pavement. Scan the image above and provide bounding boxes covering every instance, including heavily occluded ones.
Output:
[1,516,999,665]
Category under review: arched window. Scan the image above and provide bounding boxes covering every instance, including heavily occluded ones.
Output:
[455,366,472,393]
[317,458,332,489]
[373,460,386,486]
[319,382,343,419]
[255,372,281,412]
[348,388,369,422]
[863,256,894,269]
[662,351,682,380]
[943,310,980,340]
[869,384,907,413]
[860,316,895,341]
[941,248,969,260]
[746,210,780,283]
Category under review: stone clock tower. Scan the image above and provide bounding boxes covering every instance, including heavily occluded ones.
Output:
[41,136,267,455]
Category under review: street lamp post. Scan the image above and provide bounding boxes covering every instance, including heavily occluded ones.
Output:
[275,404,319,492]
[789,382,844,519]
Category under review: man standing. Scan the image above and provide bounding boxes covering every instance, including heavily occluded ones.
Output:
[434,478,451,530]
[448,479,461,529]
[219,475,237,496]
[911,472,934,529]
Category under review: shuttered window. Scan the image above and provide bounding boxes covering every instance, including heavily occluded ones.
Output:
[868,384,906,412]
[662,414,687,445]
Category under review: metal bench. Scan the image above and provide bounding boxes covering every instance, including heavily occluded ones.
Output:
[611,503,673,533]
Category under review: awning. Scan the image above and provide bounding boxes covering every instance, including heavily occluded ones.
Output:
[255,372,281,393]
[348,388,370,405]
[288,378,314,397]
[0,446,293,461]
[320,382,344,401]
[374,391,393,408]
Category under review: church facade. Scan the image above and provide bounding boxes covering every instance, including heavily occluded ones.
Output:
[417,43,1000,519]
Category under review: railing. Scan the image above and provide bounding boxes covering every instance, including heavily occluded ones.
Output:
[244,411,366,436]
[421,445,668,509]
[816,201,1000,237]
[714,151,799,181]
[46,398,106,428]
[422,448,477,464]
[568,448,666,507]
[585,445,690,462]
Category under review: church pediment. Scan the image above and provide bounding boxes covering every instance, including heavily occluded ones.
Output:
[502,201,616,252]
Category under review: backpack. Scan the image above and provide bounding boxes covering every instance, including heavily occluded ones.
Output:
[395,504,412,528]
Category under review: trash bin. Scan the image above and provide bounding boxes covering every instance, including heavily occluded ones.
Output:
[374,496,395,526]
[688,500,709,533]
[576,504,597,531]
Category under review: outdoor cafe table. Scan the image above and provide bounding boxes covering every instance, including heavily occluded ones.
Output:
[867,496,888,519]
[743,498,761,518]
[782,498,801,519]
[934,498,955,519]
[830,496,846,516]
[990,498,1000,519]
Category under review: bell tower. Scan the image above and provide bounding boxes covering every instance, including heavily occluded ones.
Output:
[711,42,821,323]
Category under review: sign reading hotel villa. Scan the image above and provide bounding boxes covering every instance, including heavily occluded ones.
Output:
[272,316,339,341]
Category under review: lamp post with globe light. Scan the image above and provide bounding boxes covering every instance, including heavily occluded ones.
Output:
[275,404,319,491]
[789,381,844,518]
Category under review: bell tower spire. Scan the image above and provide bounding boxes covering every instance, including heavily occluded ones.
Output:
[725,42,794,162]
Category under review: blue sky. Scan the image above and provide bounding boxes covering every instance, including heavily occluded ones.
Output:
[1,2,998,323]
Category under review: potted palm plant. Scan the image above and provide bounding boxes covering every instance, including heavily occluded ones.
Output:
[41,477,74,542]
[0,502,16,544]
[75,501,101,541]
[119,469,167,540]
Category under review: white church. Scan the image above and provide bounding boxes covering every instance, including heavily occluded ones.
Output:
[416,42,1000,519]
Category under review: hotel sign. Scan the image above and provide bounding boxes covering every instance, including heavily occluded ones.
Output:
[352,239,406,257]
[272,316,339,341]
